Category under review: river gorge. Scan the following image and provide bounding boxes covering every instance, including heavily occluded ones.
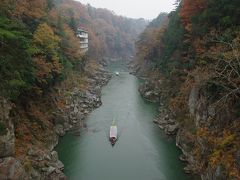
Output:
[56,62,190,180]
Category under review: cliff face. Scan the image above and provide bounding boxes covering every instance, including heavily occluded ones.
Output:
[177,84,240,179]
[0,98,27,179]
[0,62,111,179]
[134,0,240,178]
[138,77,240,179]
[0,98,15,158]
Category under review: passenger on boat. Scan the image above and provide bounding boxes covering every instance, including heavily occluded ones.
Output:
[110,137,116,145]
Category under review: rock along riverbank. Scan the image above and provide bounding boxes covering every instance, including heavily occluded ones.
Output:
[137,78,199,178]
[0,61,111,179]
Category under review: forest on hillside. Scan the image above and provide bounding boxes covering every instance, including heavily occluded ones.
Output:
[0,0,147,102]
[0,1,147,178]
[134,0,240,178]
[1,0,240,179]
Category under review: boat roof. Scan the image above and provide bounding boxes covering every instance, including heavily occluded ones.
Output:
[110,126,117,138]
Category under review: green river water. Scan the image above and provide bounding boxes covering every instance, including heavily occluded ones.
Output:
[56,62,190,180]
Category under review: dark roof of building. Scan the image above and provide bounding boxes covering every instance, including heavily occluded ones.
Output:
[77,28,88,33]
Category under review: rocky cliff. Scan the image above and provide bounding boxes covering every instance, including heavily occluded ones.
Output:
[0,97,27,179]
[138,77,240,179]
[0,62,111,179]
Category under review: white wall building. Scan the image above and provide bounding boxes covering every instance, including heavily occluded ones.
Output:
[76,28,88,53]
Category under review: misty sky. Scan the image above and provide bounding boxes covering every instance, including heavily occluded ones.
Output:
[77,0,176,20]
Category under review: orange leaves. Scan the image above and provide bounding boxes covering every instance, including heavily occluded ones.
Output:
[136,26,167,68]
[208,131,239,178]
[170,95,187,114]
[15,0,47,19]
[33,56,62,86]
[179,0,206,31]
[195,126,240,178]
[33,57,53,84]
[52,58,62,74]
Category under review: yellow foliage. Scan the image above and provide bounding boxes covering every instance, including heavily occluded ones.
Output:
[32,23,62,86]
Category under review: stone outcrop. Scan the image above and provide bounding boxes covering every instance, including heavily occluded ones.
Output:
[0,97,15,158]
[53,66,111,138]
[138,81,160,103]
[153,106,179,135]
[25,148,66,179]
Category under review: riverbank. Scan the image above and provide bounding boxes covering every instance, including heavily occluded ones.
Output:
[136,76,200,178]
[56,61,189,180]
[0,61,111,179]
[136,72,240,179]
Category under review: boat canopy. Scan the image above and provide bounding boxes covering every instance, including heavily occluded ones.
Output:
[110,126,117,138]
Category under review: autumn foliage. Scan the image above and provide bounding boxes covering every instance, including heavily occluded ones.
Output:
[0,0,146,100]
[134,0,240,178]
[15,0,47,19]
[31,23,62,87]
[179,0,206,31]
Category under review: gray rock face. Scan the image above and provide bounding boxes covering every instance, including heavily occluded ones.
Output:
[0,126,15,158]
[181,83,232,178]
[42,166,56,176]
[0,97,15,158]
[55,160,64,171]
[54,124,65,136]
[176,129,196,174]
[154,106,179,135]
[165,124,179,135]
[26,148,66,179]
[51,151,58,162]
[61,67,111,134]
[188,85,199,116]
[0,65,111,179]
[138,81,160,103]
[200,165,227,180]
[0,157,27,179]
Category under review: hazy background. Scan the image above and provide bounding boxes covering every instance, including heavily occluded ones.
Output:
[77,0,176,19]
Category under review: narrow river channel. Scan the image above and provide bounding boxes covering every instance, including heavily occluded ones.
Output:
[56,62,190,180]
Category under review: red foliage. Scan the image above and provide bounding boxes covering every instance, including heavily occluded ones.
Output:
[179,0,206,31]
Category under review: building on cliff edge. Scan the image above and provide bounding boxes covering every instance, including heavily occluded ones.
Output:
[76,28,88,53]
